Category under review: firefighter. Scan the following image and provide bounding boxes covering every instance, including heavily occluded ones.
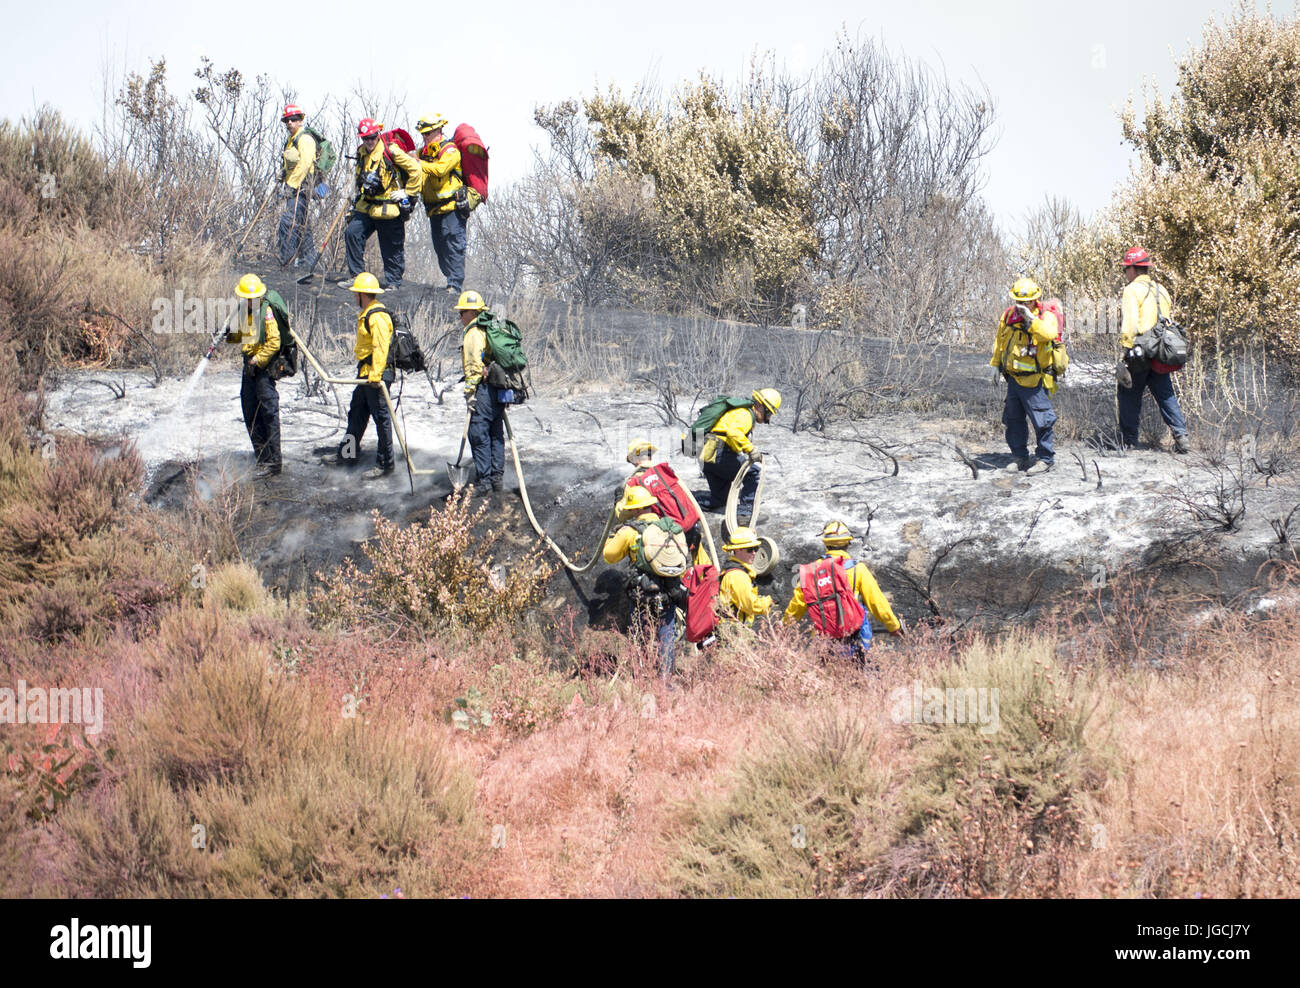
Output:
[991,278,1060,475]
[340,119,422,291]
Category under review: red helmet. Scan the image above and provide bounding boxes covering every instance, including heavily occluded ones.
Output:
[280,103,304,122]
[1122,247,1151,268]
[357,117,383,139]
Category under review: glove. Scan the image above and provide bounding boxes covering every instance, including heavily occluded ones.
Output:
[465,391,477,413]
[747,450,764,465]
[1116,359,1133,390]
[1014,303,1034,325]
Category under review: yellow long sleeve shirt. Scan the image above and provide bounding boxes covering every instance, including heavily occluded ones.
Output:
[602,512,661,565]
[719,559,772,622]
[710,406,758,455]
[355,301,393,383]
[1119,275,1172,350]
[418,138,463,216]
[991,305,1060,388]
[228,301,281,368]
[282,129,316,190]
[782,549,901,633]
[462,323,488,397]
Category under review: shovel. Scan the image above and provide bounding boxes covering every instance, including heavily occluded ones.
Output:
[447,408,473,491]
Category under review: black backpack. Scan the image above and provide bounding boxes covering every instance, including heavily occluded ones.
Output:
[366,308,425,373]
[264,289,298,380]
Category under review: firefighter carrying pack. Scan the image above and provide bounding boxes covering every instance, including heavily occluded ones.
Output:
[800,556,865,639]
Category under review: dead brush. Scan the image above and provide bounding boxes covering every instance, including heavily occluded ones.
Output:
[311,489,555,635]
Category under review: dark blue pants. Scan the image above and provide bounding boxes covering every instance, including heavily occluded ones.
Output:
[1003,379,1056,462]
[429,210,467,291]
[1118,367,1187,445]
[702,446,759,516]
[276,190,318,268]
[343,380,394,470]
[469,381,505,485]
[344,211,406,288]
[240,368,280,467]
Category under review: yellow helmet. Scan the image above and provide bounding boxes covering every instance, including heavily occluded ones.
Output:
[723,526,762,551]
[617,486,658,514]
[454,290,486,311]
[416,113,448,133]
[348,272,385,295]
[820,520,853,546]
[235,273,267,299]
[752,388,782,415]
[1009,277,1042,303]
[626,439,657,464]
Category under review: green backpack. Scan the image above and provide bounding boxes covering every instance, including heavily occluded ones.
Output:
[482,315,528,373]
[302,125,336,176]
[681,395,752,455]
[631,518,690,579]
[262,289,297,380]
[690,395,753,435]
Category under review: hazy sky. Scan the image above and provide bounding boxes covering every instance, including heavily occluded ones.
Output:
[0,0,1257,233]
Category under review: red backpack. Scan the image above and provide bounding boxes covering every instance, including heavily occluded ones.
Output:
[682,563,720,643]
[627,464,700,531]
[800,557,865,638]
[451,123,489,201]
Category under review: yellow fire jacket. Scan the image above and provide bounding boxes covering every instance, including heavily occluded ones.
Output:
[228,301,281,368]
[353,139,423,220]
[720,558,772,622]
[1120,275,1173,350]
[418,138,463,217]
[783,549,901,633]
[355,301,393,384]
[282,129,316,190]
[709,406,758,455]
[991,304,1060,389]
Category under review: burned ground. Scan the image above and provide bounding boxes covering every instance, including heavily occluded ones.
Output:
[41,266,1299,633]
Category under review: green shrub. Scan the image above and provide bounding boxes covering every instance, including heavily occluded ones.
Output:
[668,709,891,897]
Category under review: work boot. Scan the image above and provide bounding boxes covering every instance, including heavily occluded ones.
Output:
[362,465,395,481]
[1025,459,1054,476]
[320,453,348,467]
[296,271,315,285]
[254,464,282,479]
[1173,434,1192,455]
[1003,457,1030,473]
[490,477,504,493]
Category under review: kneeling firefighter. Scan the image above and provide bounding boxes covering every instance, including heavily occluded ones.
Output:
[695,388,782,519]
[603,485,691,680]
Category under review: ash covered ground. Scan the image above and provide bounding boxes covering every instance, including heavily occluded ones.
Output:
[41,270,1299,629]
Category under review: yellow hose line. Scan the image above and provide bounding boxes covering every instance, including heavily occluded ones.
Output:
[504,409,618,573]
[724,456,765,534]
[295,335,636,573]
